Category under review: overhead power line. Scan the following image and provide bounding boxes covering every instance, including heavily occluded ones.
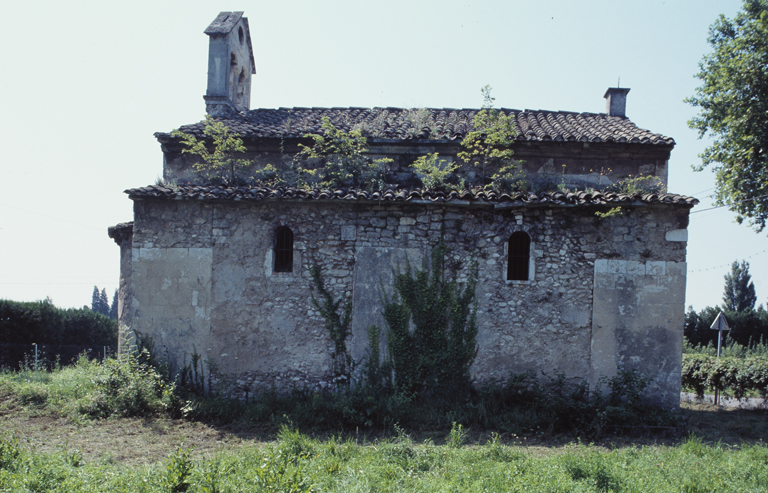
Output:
[689,249,767,274]
[690,193,768,215]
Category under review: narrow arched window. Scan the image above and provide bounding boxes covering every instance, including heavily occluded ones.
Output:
[229,52,238,100]
[274,226,294,273]
[237,68,246,107]
[507,232,530,281]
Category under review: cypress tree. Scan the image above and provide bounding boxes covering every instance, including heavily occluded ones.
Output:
[723,260,757,312]
[109,289,119,320]
[99,288,110,316]
[91,286,100,312]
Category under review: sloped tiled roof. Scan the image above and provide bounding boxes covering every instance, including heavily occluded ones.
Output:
[126,185,696,207]
[156,107,675,146]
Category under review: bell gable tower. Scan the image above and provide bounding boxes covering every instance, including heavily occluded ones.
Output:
[203,12,255,116]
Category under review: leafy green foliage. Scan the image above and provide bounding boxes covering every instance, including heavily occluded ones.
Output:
[309,265,352,384]
[684,337,768,358]
[685,260,766,347]
[172,115,251,184]
[251,163,287,188]
[362,324,389,390]
[488,161,528,193]
[446,422,467,448]
[91,286,110,316]
[296,116,391,190]
[411,152,459,191]
[685,305,768,347]
[0,298,117,347]
[1,352,175,420]
[382,240,478,395]
[604,174,666,195]
[164,447,193,493]
[0,435,21,471]
[1,432,768,492]
[723,260,758,312]
[682,353,768,398]
[109,289,118,320]
[457,85,521,188]
[594,206,623,219]
[76,351,176,418]
[686,0,768,232]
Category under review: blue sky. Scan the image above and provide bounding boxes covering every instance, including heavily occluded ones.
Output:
[0,0,765,311]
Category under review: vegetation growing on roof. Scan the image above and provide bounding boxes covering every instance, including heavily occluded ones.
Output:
[295,116,392,190]
[457,85,526,191]
[169,87,676,197]
[410,152,459,191]
[171,115,251,184]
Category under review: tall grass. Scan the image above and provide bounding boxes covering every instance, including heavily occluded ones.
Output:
[0,430,766,492]
[1,353,678,436]
[1,352,175,420]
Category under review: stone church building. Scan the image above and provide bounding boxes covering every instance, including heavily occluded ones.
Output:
[109,12,697,408]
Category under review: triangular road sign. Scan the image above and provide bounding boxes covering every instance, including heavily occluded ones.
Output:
[710,312,730,332]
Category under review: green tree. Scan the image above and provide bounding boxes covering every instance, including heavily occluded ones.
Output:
[296,116,391,190]
[109,289,118,320]
[91,286,100,314]
[723,260,758,312]
[99,288,110,317]
[91,286,110,316]
[457,85,523,189]
[0,299,116,346]
[411,153,458,191]
[172,115,251,184]
[686,0,768,232]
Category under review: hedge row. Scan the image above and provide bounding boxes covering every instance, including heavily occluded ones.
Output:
[0,299,117,347]
[681,353,768,399]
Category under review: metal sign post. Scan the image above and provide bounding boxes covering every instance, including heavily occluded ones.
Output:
[709,312,730,405]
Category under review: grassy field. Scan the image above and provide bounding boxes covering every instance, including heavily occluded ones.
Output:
[1,359,767,491]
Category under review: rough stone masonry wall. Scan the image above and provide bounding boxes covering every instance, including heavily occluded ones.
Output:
[128,198,688,404]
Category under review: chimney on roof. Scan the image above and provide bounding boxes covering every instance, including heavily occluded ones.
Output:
[603,87,630,118]
[203,12,256,116]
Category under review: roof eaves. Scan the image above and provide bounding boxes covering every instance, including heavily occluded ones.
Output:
[125,185,699,208]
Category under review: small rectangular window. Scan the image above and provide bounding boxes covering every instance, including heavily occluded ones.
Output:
[507,232,530,281]
[274,226,294,273]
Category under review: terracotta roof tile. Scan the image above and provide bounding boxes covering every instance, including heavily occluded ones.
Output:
[126,185,697,207]
[155,107,674,146]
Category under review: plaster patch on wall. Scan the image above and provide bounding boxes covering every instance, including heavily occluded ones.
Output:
[590,260,687,408]
[665,229,688,242]
[130,247,213,369]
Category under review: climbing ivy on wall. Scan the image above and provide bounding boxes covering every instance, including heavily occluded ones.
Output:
[309,265,353,385]
[382,240,479,395]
